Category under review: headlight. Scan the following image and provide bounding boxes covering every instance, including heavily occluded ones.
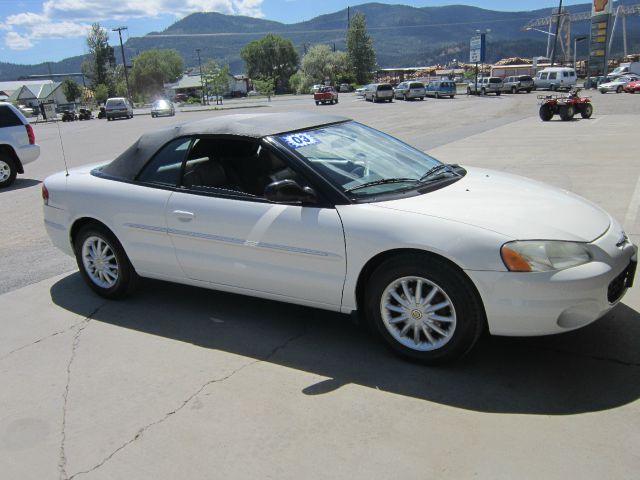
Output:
[501,241,592,272]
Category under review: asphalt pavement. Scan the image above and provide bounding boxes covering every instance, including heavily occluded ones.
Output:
[1,90,639,479]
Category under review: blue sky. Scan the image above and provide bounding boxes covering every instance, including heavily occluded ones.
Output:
[0,0,590,65]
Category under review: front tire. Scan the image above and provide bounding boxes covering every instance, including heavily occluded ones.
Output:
[511,86,517,94]
[74,224,138,299]
[580,103,593,119]
[364,255,485,363]
[0,155,17,188]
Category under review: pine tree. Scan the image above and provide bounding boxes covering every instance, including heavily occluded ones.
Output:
[347,13,376,85]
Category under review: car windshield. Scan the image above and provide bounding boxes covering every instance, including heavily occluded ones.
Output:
[106,99,125,106]
[154,100,169,107]
[275,121,447,197]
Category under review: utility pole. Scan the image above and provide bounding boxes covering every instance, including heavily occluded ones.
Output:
[347,6,350,29]
[196,48,206,105]
[112,27,132,101]
[550,0,563,66]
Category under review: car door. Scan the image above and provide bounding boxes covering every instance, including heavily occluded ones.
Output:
[165,137,347,308]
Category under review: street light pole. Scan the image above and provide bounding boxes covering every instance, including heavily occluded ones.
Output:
[196,48,206,105]
[573,36,588,72]
[550,0,563,66]
[112,27,131,101]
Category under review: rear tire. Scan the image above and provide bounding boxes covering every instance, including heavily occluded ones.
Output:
[580,103,593,119]
[539,104,553,121]
[364,254,485,363]
[616,86,623,93]
[0,155,17,188]
[74,223,139,299]
[559,105,575,121]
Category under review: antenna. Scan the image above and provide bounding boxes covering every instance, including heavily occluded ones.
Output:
[54,118,70,176]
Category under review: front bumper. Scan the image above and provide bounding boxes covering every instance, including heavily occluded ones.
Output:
[467,225,637,336]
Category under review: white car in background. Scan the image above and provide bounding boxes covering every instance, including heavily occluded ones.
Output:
[42,112,637,363]
[0,102,40,188]
[599,75,640,94]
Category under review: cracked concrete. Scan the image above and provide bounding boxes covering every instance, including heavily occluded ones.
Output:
[66,329,307,480]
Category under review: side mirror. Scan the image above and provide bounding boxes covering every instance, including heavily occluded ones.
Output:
[264,180,318,205]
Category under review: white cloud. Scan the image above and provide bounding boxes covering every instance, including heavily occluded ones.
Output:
[3,0,264,51]
[41,0,262,21]
[5,12,49,26]
[4,31,34,50]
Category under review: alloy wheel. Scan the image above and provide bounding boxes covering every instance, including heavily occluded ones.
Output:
[380,276,457,351]
[81,235,119,289]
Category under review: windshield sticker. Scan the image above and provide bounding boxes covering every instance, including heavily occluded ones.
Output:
[281,133,320,149]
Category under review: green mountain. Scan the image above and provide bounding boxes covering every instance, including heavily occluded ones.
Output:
[1,1,639,81]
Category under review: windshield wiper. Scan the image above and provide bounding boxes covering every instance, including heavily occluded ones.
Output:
[344,178,419,193]
[419,164,460,183]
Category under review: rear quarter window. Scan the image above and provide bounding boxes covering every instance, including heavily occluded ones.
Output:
[489,78,501,84]
[0,105,23,127]
[409,83,424,88]
[519,76,533,81]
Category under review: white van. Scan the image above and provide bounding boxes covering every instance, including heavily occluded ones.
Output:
[534,67,576,91]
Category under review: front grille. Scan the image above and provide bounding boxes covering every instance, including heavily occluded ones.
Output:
[608,261,637,303]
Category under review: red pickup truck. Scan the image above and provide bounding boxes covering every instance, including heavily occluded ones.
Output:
[314,86,339,105]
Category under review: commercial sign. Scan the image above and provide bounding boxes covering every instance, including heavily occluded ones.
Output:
[588,0,613,75]
[469,34,486,64]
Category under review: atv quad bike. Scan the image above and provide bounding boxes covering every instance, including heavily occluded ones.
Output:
[538,88,593,121]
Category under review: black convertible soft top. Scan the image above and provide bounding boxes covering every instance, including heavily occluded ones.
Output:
[99,112,348,181]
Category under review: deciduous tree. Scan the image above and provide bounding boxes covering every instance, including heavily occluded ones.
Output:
[241,34,299,92]
[62,79,82,103]
[130,49,184,99]
[82,23,115,90]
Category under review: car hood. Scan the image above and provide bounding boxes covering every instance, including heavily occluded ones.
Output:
[372,167,610,242]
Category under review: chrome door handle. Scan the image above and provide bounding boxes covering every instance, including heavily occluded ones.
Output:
[172,210,195,221]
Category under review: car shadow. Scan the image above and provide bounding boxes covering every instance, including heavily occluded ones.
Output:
[1,178,42,192]
[50,273,640,416]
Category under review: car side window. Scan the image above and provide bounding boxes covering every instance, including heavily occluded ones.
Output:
[181,138,301,198]
[540,73,548,80]
[0,106,23,127]
[549,72,557,80]
[137,138,192,186]
[563,71,569,78]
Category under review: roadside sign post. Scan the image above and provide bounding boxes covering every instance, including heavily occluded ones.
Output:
[470,33,486,95]
[588,0,613,76]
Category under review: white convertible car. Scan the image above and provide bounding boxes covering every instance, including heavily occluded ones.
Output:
[43,112,637,362]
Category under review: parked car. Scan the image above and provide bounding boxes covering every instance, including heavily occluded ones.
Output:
[623,79,640,93]
[609,61,640,78]
[151,99,176,117]
[355,86,367,97]
[42,112,637,363]
[502,75,534,94]
[339,83,352,93]
[534,67,577,91]
[314,86,339,105]
[394,82,426,100]
[174,93,190,103]
[425,80,456,99]
[599,75,639,94]
[364,83,394,102]
[105,97,133,121]
[17,105,36,117]
[467,77,502,96]
[0,102,40,188]
[311,84,324,94]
